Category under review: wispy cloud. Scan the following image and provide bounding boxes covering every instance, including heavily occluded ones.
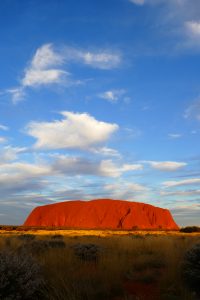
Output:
[80,51,120,69]
[104,181,149,200]
[129,0,145,5]
[124,127,142,139]
[171,204,200,226]
[64,46,121,70]
[52,155,143,178]
[0,161,51,195]
[90,147,121,157]
[98,89,127,103]
[7,44,68,103]
[6,87,26,104]
[0,124,9,131]
[0,161,50,180]
[22,69,68,87]
[26,111,119,150]
[162,178,200,188]
[185,21,200,38]
[31,44,64,69]
[105,182,148,192]
[160,189,200,197]
[7,44,122,103]
[129,0,200,52]
[129,0,197,8]
[0,153,144,206]
[184,99,200,121]
[182,20,200,49]
[0,146,26,164]
[0,137,7,144]
[143,160,187,171]
[22,44,68,88]
[168,133,182,139]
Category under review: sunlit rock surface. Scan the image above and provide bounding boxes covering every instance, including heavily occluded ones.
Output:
[24,199,179,230]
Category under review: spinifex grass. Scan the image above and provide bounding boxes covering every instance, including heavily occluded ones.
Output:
[0,232,199,300]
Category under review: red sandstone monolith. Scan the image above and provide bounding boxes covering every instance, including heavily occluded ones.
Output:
[24,199,179,230]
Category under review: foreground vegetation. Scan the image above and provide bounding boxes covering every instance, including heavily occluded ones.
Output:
[0,230,199,300]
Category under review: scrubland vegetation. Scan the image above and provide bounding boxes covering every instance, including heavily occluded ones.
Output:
[180,226,200,233]
[0,231,199,300]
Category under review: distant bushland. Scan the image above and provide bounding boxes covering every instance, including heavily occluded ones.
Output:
[180,226,200,233]
[0,225,179,232]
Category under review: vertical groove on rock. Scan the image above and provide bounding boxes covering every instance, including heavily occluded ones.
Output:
[117,208,131,229]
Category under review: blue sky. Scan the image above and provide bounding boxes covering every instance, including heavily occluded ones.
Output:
[0,0,200,226]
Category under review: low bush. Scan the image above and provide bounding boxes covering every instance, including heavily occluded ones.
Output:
[51,234,64,239]
[72,243,102,262]
[182,243,200,295]
[0,225,18,231]
[18,234,36,241]
[19,240,50,255]
[0,250,44,299]
[19,239,66,255]
[47,240,66,248]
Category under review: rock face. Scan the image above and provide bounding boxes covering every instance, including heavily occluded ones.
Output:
[24,199,179,230]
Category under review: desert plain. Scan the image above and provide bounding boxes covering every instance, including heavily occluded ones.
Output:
[0,226,200,300]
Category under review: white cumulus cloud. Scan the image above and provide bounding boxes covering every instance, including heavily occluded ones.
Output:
[26,111,119,150]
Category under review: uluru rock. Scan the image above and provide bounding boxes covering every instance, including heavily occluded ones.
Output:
[24,199,179,230]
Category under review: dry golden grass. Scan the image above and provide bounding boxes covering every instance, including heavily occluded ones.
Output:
[1,228,200,237]
[0,230,199,299]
